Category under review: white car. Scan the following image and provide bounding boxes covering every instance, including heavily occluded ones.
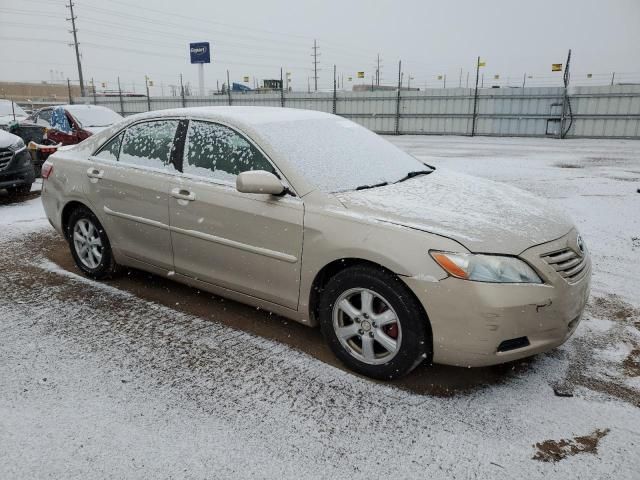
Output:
[0,100,29,130]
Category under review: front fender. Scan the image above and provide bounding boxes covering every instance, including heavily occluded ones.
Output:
[299,202,467,318]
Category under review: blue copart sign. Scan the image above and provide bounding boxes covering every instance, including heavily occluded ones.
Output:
[190,42,211,64]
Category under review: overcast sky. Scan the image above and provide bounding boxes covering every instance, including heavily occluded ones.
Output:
[1,0,639,93]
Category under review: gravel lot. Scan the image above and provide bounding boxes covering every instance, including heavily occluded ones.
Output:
[1,136,639,479]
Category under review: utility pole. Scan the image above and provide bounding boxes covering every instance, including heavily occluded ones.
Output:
[522,73,526,88]
[395,60,402,135]
[180,73,186,107]
[91,77,96,104]
[145,75,151,111]
[226,70,232,106]
[280,68,285,107]
[471,56,481,136]
[66,0,86,97]
[311,39,320,92]
[117,76,124,116]
[67,78,73,104]
[459,68,462,88]
[559,49,572,139]
[333,65,337,114]
[376,53,381,86]
[610,72,615,86]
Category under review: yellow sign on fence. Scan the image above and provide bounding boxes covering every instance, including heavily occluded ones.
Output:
[243,76,249,82]
[357,71,365,78]
[552,64,563,72]
[478,60,486,67]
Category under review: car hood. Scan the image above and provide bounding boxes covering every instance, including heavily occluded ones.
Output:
[0,114,28,126]
[335,168,573,255]
[0,129,21,148]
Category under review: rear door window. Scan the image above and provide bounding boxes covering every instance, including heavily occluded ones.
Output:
[119,120,179,171]
[182,120,274,183]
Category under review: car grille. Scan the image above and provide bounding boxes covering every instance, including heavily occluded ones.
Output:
[0,148,13,171]
[541,248,588,283]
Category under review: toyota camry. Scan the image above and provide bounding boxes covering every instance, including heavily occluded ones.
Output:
[40,107,591,379]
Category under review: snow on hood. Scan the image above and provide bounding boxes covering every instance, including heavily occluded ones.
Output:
[0,114,28,126]
[0,128,21,148]
[336,168,573,255]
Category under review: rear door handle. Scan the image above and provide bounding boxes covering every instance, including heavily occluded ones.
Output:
[86,167,104,179]
[171,187,196,201]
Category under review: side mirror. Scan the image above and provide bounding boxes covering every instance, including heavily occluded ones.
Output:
[236,170,285,195]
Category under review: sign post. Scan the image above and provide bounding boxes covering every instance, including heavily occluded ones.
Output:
[190,42,211,96]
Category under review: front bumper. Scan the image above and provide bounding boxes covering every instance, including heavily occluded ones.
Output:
[404,229,591,367]
[0,148,35,189]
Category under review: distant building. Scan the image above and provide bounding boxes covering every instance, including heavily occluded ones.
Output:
[0,81,81,102]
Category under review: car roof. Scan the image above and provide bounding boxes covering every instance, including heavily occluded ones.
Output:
[128,106,333,129]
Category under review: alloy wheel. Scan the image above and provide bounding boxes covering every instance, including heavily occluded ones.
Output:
[73,218,103,269]
[332,287,402,365]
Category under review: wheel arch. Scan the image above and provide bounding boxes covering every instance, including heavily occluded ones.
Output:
[61,200,95,240]
[308,257,433,359]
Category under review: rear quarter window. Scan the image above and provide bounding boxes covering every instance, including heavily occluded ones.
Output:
[94,132,124,162]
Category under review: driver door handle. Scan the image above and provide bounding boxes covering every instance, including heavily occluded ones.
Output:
[87,167,104,179]
[171,187,196,201]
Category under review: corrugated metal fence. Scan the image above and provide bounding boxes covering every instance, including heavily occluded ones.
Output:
[77,84,640,139]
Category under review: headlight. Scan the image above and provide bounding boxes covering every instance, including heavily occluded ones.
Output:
[430,251,542,284]
[8,138,25,152]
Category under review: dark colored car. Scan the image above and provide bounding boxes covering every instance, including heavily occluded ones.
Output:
[0,129,35,196]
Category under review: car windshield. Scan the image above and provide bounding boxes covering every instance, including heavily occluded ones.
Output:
[66,106,123,127]
[257,117,429,193]
[0,100,28,117]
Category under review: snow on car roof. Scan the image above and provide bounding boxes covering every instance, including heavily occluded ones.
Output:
[129,106,333,128]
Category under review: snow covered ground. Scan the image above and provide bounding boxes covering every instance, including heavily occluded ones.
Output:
[1,137,639,479]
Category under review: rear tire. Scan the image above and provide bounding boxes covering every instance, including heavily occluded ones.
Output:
[66,206,119,279]
[318,265,430,380]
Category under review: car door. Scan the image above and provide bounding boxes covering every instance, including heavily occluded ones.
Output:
[168,120,304,310]
[85,119,183,270]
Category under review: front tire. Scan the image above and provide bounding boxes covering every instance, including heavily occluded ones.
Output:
[67,206,119,279]
[318,265,430,380]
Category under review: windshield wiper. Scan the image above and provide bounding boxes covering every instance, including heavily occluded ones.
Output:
[394,169,434,184]
[355,181,389,191]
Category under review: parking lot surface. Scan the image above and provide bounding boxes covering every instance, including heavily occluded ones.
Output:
[1,136,639,479]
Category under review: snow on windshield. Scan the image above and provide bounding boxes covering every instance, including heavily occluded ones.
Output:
[0,100,27,117]
[66,106,123,127]
[256,118,426,192]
